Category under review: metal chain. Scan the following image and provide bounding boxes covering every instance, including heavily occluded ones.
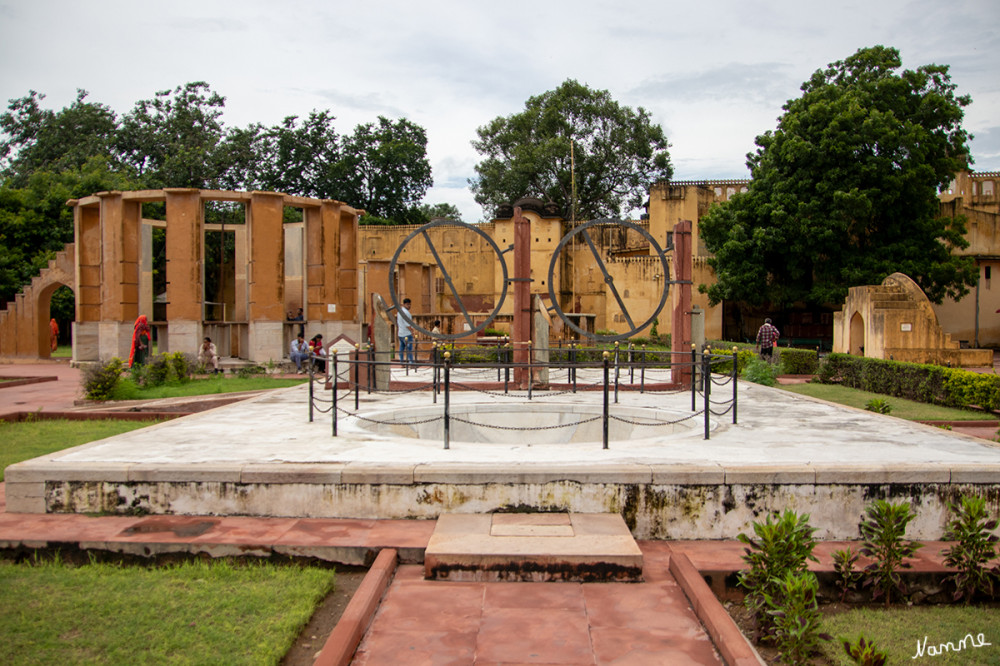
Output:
[709,403,734,417]
[335,406,444,426]
[608,412,701,427]
[450,414,602,431]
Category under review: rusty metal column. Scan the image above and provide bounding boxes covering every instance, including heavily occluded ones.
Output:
[671,220,693,390]
[512,206,531,389]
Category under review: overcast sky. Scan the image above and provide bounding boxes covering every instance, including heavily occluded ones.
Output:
[1,0,997,222]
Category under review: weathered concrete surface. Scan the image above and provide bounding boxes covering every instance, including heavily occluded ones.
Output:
[7,365,1000,538]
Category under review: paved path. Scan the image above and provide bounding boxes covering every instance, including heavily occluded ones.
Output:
[0,359,82,416]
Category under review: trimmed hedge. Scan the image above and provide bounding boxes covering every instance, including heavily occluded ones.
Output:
[817,353,999,411]
[780,348,820,375]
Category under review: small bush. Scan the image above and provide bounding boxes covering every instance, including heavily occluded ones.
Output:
[131,352,194,389]
[941,495,999,603]
[864,398,892,414]
[842,635,888,666]
[742,356,779,386]
[83,358,125,400]
[737,509,818,641]
[779,348,820,375]
[236,364,267,378]
[859,500,922,607]
[711,348,755,376]
[832,546,863,602]
[765,571,830,663]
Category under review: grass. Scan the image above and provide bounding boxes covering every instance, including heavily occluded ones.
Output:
[0,557,335,665]
[0,418,161,481]
[821,605,1000,665]
[110,375,307,400]
[778,382,992,422]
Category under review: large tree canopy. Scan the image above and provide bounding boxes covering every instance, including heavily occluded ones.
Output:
[700,46,977,307]
[0,83,435,307]
[470,79,672,220]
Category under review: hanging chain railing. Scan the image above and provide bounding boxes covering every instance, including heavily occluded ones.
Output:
[306,344,740,448]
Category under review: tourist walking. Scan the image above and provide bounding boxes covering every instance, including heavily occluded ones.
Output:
[755,318,780,360]
[397,298,415,364]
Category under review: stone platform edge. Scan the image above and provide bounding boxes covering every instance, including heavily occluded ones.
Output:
[8,459,1000,487]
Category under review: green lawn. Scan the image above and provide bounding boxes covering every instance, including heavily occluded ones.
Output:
[778,382,993,422]
[0,557,335,665]
[110,375,307,400]
[0,419,160,481]
[821,605,1000,665]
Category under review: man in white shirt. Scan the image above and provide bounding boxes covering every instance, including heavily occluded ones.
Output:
[289,333,309,373]
[397,298,415,364]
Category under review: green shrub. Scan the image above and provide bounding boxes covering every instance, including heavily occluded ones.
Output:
[236,364,267,378]
[764,571,830,664]
[864,398,892,414]
[817,353,999,411]
[832,546,863,602]
[742,356,779,386]
[711,348,755,376]
[83,358,125,400]
[737,509,818,641]
[779,348,819,375]
[842,635,888,666]
[131,352,194,389]
[858,500,922,607]
[941,495,999,603]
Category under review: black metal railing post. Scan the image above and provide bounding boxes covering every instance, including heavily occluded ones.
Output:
[703,349,711,440]
[367,344,374,394]
[354,345,360,411]
[732,346,739,424]
[504,343,510,394]
[640,344,646,393]
[308,356,315,422]
[527,341,533,400]
[613,341,620,404]
[332,352,338,436]
[443,351,451,450]
[691,343,697,411]
[602,351,610,450]
[629,343,635,384]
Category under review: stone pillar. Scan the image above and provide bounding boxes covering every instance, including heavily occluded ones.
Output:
[73,202,102,362]
[671,220,693,389]
[97,192,141,360]
[247,191,285,362]
[338,206,359,322]
[164,189,204,355]
[512,207,531,388]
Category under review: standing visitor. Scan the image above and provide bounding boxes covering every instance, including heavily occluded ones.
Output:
[129,315,151,367]
[49,318,59,352]
[755,318,780,361]
[397,298,415,364]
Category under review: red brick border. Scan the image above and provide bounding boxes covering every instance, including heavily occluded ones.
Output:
[0,376,58,389]
[314,548,398,666]
[670,551,764,666]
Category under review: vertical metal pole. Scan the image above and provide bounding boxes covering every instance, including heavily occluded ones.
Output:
[629,343,635,384]
[732,347,739,424]
[497,341,502,381]
[703,351,711,440]
[527,341,533,401]
[691,344,697,411]
[332,353,338,436]
[613,342,620,404]
[504,343,510,394]
[308,357,314,423]
[602,352,610,450]
[367,345,373,394]
[571,344,577,393]
[640,344,646,393]
[443,352,451,450]
[432,344,438,404]
[354,347,360,411]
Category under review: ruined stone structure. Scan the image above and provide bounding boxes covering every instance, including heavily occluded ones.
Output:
[0,189,362,362]
[832,272,992,367]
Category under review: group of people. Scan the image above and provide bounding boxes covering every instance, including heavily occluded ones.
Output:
[289,332,327,373]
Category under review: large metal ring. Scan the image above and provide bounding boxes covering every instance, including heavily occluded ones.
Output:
[547,219,670,341]
[389,220,509,340]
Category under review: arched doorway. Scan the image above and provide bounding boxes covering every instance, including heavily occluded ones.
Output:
[36,282,75,359]
[849,311,865,356]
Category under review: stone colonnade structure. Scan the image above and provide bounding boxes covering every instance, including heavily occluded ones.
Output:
[69,189,361,364]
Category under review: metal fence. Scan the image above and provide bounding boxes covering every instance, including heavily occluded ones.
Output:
[307,346,740,449]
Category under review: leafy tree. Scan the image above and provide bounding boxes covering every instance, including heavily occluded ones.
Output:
[253,111,340,197]
[334,116,432,219]
[116,81,226,188]
[0,156,137,306]
[700,46,977,308]
[470,79,672,220]
[0,90,118,186]
[418,202,462,221]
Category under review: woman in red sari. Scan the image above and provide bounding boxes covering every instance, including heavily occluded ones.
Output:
[128,315,151,367]
[49,318,59,352]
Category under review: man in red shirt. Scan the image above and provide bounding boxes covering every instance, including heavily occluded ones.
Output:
[756,318,780,360]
